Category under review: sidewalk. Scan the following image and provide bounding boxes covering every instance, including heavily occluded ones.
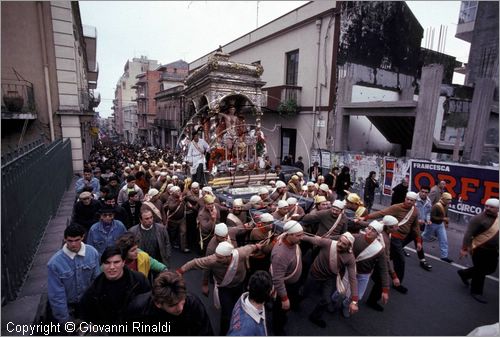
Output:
[1,178,77,336]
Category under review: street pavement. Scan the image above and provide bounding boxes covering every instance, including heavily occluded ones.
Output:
[2,188,498,336]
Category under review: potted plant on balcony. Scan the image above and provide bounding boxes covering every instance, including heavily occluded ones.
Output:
[3,90,24,112]
[277,98,299,116]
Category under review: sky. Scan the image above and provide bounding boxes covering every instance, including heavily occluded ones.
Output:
[79,1,471,118]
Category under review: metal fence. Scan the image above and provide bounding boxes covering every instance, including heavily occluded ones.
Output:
[1,138,73,302]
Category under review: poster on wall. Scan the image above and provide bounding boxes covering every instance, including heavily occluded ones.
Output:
[410,160,499,216]
[383,158,396,196]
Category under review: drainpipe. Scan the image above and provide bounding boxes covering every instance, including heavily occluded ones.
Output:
[37,1,55,142]
[312,18,322,150]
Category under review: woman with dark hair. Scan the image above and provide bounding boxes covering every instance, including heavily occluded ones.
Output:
[115,233,167,280]
[335,166,352,200]
[364,171,379,212]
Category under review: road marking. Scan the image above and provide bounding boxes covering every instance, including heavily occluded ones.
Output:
[404,247,499,283]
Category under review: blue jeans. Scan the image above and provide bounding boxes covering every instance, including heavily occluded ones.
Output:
[422,223,448,258]
[331,273,371,307]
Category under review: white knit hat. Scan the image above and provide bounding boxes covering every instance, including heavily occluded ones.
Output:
[332,200,345,210]
[214,223,228,237]
[406,191,418,200]
[369,220,384,234]
[172,175,178,180]
[301,185,308,191]
[147,188,159,197]
[258,187,269,195]
[382,215,399,227]
[276,180,286,188]
[191,182,200,188]
[232,198,243,207]
[283,220,303,234]
[341,232,355,246]
[250,195,262,205]
[296,172,303,177]
[287,197,298,205]
[170,186,181,193]
[160,172,168,177]
[202,186,213,193]
[277,200,289,209]
[259,213,274,223]
[485,198,500,208]
[306,181,315,187]
[319,184,329,192]
[215,241,234,256]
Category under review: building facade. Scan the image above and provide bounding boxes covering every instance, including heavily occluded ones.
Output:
[1,1,100,172]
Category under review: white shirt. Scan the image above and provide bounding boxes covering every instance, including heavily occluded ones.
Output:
[62,242,87,260]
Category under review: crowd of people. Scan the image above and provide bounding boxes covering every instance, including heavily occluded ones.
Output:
[46,141,499,335]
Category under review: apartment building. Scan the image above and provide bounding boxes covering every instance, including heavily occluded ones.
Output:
[1,1,100,172]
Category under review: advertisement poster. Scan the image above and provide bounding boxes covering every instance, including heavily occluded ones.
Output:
[383,158,396,196]
[410,160,499,216]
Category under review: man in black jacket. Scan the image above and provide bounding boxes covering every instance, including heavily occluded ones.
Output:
[79,246,150,325]
[126,271,214,336]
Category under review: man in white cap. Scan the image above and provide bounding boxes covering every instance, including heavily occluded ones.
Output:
[177,241,262,335]
[197,194,228,254]
[306,181,317,198]
[141,188,164,224]
[333,220,389,318]
[272,200,290,221]
[458,198,499,304]
[183,181,201,251]
[300,199,347,238]
[317,183,335,203]
[364,215,400,311]
[165,185,189,253]
[287,175,301,194]
[258,186,272,207]
[270,180,289,204]
[362,191,430,294]
[301,231,358,328]
[249,213,278,275]
[270,220,304,335]
[226,198,248,228]
[286,197,305,219]
[186,129,210,186]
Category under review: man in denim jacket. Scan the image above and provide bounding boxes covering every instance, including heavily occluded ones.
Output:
[87,206,127,257]
[47,224,101,322]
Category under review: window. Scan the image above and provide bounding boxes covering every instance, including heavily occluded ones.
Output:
[122,82,126,89]
[285,50,299,86]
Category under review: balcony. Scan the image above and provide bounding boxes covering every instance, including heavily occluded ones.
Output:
[455,1,477,42]
[1,80,37,119]
[90,91,101,109]
[154,118,178,129]
[261,85,302,112]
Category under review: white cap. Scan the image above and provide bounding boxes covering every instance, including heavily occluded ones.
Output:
[214,223,228,236]
[485,198,500,208]
[306,181,315,187]
[167,183,174,191]
[406,191,418,200]
[269,180,276,186]
[296,172,303,177]
[332,200,345,210]
[287,197,298,206]
[154,170,161,176]
[233,198,243,207]
[215,241,234,256]
[341,232,355,246]
[258,187,269,195]
[172,175,178,180]
[276,181,286,188]
[283,220,303,234]
[369,220,384,234]
[382,215,399,227]
[277,200,289,209]
[160,172,168,177]
[170,186,181,193]
[142,161,147,165]
[259,213,274,223]
[319,184,329,192]
[250,195,262,205]
[191,182,200,188]
[147,188,159,197]
[202,186,213,193]
[301,185,308,191]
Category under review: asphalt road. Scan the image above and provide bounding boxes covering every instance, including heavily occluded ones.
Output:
[171,244,499,336]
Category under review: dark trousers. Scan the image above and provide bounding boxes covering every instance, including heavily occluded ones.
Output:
[310,277,335,320]
[390,237,406,282]
[192,163,205,186]
[460,247,498,295]
[167,220,187,250]
[402,231,426,260]
[186,212,198,250]
[272,281,302,335]
[219,284,244,336]
[367,265,383,304]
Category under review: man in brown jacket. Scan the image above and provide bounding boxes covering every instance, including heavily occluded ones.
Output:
[249,213,278,276]
[165,186,188,253]
[197,194,227,254]
[270,220,304,335]
[177,241,261,335]
[301,232,358,328]
[458,198,499,304]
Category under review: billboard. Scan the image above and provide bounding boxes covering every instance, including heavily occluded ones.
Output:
[410,160,499,216]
